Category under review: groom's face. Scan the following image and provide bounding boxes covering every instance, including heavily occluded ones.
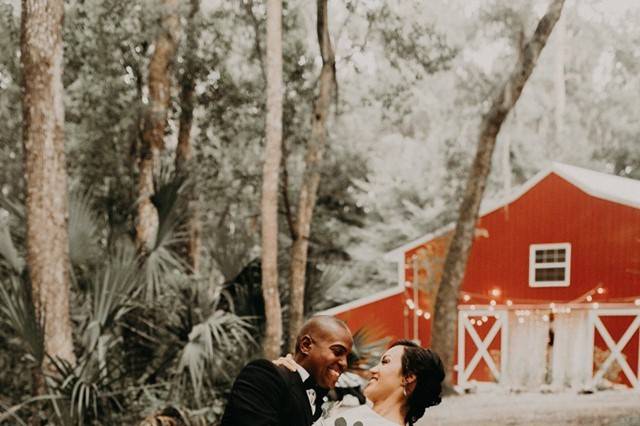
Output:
[304,325,353,389]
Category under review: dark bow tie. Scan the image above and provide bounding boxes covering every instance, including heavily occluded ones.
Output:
[303,377,318,390]
[303,377,328,399]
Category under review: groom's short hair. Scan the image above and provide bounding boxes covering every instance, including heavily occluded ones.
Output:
[294,315,350,355]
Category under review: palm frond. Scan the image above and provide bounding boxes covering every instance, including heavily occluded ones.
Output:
[348,326,390,372]
[0,193,25,221]
[152,168,188,243]
[0,274,43,363]
[47,353,124,425]
[177,310,254,401]
[0,218,24,274]
[68,190,102,268]
[85,240,140,350]
[173,278,255,400]
[140,170,189,301]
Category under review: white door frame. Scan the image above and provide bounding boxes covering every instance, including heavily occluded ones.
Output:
[588,308,640,390]
[457,309,509,386]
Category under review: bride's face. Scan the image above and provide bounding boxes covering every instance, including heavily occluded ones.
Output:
[363,345,405,403]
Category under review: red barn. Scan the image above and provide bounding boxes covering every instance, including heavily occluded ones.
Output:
[320,163,640,390]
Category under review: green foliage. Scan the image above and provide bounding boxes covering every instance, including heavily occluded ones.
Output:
[1,0,640,422]
[0,182,255,423]
[0,274,43,364]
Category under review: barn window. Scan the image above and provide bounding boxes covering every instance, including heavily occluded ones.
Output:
[529,243,571,287]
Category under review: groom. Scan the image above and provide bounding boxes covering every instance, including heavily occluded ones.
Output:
[221,316,353,426]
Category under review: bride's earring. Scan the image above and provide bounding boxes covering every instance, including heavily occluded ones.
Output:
[402,382,407,397]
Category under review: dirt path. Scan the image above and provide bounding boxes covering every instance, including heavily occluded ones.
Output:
[418,389,640,425]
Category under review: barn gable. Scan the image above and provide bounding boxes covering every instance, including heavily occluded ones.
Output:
[384,162,640,262]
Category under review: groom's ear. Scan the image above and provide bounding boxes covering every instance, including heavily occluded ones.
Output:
[299,335,313,355]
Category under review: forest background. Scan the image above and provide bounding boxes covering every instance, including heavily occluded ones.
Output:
[1,0,639,424]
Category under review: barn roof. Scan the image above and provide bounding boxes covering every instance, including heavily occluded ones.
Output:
[384,162,640,260]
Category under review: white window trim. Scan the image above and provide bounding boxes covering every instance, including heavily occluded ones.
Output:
[529,243,571,288]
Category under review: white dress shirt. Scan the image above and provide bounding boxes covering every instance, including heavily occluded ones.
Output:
[294,362,317,415]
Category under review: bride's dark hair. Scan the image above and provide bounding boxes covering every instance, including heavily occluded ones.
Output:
[390,340,445,425]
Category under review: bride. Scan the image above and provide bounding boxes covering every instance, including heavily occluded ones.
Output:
[278,339,444,426]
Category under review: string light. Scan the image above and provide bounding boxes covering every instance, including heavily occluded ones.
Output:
[490,300,497,306]
[423,312,431,320]
[635,299,640,307]
[586,295,593,302]
[490,288,502,297]
[470,305,476,310]
[416,309,424,316]
[542,314,550,322]
[470,319,476,325]
[481,316,488,322]
[406,299,415,309]
[596,287,605,295]
[506,300,513,306]
[463,294,471,302]
[592,302,599,309]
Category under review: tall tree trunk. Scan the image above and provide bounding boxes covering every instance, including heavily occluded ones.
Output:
[287,0,335,351]
[261,0,284,359]
[554,12,566,146]
[136,0,180,253]
[175,0,201,273]
[431,0,565,392]
[20,0,75,377]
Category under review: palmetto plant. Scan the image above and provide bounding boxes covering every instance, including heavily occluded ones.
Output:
[0,178,256,424]
[347,327,390,372]
[167,274,255,403]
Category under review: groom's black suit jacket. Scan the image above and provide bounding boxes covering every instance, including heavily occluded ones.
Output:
[221,359,324,426]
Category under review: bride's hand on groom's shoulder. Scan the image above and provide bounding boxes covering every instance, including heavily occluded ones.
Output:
[272,353,297,371]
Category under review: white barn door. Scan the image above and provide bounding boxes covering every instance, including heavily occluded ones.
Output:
[457,309,508,386]
[588,308,640,390]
